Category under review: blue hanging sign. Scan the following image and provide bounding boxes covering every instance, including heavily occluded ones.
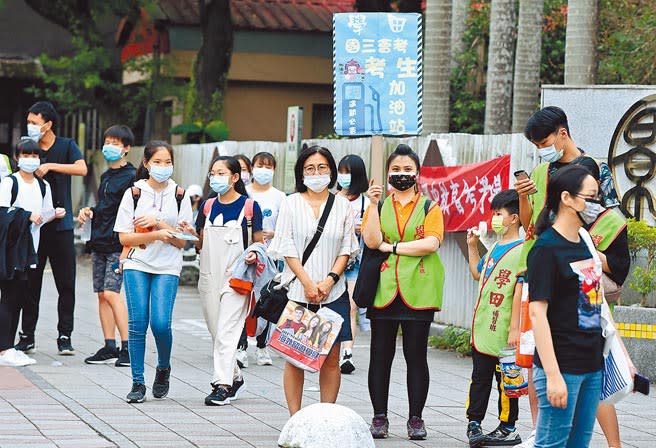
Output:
[333,12,423,136]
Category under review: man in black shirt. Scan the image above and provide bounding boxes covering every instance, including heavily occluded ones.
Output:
[16,101,87,355]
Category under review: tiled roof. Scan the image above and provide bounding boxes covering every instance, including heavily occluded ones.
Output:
[155,0,356,32]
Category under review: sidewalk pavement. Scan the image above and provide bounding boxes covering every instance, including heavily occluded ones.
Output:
[1,257,654,448]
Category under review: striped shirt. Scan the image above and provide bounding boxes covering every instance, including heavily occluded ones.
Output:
[268,192,360,304]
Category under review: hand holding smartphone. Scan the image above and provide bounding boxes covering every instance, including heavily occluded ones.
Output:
[633,372,650,395]
[514,170,537,195]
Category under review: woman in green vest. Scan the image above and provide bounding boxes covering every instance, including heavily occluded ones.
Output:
[362,144,444,441]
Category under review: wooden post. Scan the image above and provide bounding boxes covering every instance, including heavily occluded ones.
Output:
[371,135,385,186]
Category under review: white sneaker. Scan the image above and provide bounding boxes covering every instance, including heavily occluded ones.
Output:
[0,348,36,367]
[236,348,248,369]
[518,430,536,448]
[256,347,273,366]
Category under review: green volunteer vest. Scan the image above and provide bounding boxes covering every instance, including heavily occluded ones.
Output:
[588,208,626,251]
[471,240,523,357]
[373,195,445,310]
[518,162,549,272]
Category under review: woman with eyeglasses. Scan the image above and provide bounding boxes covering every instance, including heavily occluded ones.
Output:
[362,144,444,441]
[268,145,359,416]
[527,164,607,447]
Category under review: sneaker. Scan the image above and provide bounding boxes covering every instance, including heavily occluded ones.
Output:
[126,383,146,403]
[467,421,486,447]
[256,347,273,366]
[370,414,389,439]
[228,377,246,401]
[205,383,231,406]
[407,416,427,440]
[152,367,171,399]
[483,424,522,446]
[115,349,130,367]
[57,335,75,356]
[518,431,536,448]
[339,351,355,374]
[14,333,35,354]
[0,348,36,367]
[236,348,248,369]
[84,346,118,364]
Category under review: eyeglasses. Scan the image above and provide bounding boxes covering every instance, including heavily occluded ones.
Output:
[207,172,230,178]
[303,164,330,175]
[575,194,602,204]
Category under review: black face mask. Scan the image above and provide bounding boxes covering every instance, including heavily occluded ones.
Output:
[388,172,417,192]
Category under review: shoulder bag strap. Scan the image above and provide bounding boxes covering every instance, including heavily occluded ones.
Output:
[301,193,335,265]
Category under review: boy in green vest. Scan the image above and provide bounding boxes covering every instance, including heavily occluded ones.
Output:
[465,189,523,447]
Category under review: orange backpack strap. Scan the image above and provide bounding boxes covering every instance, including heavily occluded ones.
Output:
[203,197,217,218]
[244,198,254,225]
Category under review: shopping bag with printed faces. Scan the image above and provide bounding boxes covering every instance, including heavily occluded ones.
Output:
[268,301,343,373]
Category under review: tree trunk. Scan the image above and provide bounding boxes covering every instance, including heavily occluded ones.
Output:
[423,0,451,134]
[484,0,516,134]
[512,0,543,133]
[565,0,599,84]
[450,0,469,71]
[193,0,233,120]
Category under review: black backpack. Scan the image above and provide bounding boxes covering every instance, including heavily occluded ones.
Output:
[10,174,46,206]
[131,185,186,213]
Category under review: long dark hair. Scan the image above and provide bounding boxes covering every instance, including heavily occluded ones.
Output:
[234,154,252,174]
[294,145,337,193]
[210,156,248,196]
[535,164,594,235]
[337,154,369,196]
[135,140,174,181]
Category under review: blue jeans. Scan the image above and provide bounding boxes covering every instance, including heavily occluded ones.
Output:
[533,367,602,448]
[123,270,179,384]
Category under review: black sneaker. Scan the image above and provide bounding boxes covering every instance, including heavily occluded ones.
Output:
[152,367,171,399]
[468,421,486,447]
[57,335,75,355]
[482,424,522,446]
[407,416,427,440]
[126,383,146,403]
[84,346,118,364]
[115,349,130,367]
[228,377,246,402]
[339,351,355,374]
[205,383,231,406]
[14,333,35,354]
[370,414,389,439]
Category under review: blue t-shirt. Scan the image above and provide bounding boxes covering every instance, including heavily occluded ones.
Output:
[196,195,263,236]
[477,239,524,281]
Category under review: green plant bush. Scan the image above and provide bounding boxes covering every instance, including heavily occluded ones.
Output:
[626,218,656,306]
[429,326,472,356]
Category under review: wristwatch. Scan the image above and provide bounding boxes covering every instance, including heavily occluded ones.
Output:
[392,241,398,255]
[327,272,340,284]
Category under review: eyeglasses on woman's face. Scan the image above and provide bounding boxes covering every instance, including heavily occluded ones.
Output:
[303,164,330,176]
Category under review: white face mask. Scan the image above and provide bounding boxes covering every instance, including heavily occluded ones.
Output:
[27,124,44,142]
[241,172,251,186]
[578,199,602,225]
[303,175,331,193]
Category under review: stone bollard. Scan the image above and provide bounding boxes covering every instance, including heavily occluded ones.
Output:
[277,403,375,448]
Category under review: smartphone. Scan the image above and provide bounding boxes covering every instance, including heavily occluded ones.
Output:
[514,170,537,195]
[634,373,650,395]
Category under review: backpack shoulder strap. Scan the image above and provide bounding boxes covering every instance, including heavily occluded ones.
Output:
[175,185,185,213]
[10,174,18,206]
[131,186,141,211]
[36,177,46,198]
[244,198,254,224]
[424,198,433,215]
[203,197,217,217]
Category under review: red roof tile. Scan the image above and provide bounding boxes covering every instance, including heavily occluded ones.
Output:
[155,0,356,32]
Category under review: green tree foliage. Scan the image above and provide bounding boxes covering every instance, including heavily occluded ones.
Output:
[626,218,656,306]
[598,0,656,85]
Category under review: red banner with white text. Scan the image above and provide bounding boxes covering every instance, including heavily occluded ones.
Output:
[419,155,510,232]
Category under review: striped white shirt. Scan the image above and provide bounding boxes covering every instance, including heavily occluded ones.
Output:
[268,193,359,304]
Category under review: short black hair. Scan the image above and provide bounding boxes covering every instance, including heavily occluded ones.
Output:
[234,154,252,174]
[294,146,337,193]
[337,154,369,195]
[15,139,41,157]
[386,144,421,171]
[491,189,519,215]
[28,101,59,130]
[104,124,134,147]
[252,151,277,168]
[524,106,571,143]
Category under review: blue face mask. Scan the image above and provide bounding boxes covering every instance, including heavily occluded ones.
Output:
[538,144,564,163]
[209,175,231,195]
[337,173,351,189]
[252,167,274,185]
[102,144,123,162]
[18,157,40,173]
[27,124,44,142]
[149,164,173,183]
